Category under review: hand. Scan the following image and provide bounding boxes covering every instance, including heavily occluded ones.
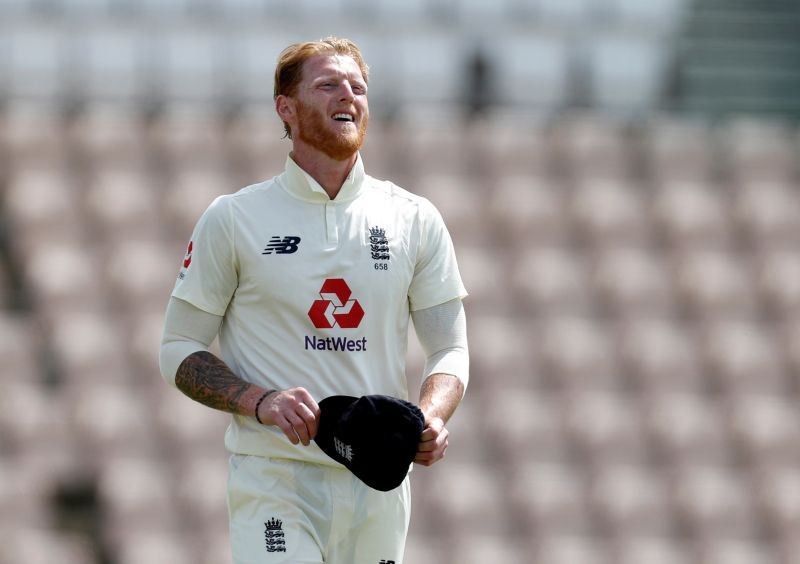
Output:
[256,387,320,446]
[414,415,449,466]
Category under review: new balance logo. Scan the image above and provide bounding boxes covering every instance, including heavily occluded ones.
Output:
[263,236,301,255]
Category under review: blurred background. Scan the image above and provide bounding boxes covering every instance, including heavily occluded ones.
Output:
[2,0,800,563]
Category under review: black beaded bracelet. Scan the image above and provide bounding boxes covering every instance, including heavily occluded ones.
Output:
[254,390,274,425]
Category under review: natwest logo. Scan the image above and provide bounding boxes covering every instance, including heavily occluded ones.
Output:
[308,278,365,329]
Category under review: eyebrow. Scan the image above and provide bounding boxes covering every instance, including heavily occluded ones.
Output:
[312,74,366,86]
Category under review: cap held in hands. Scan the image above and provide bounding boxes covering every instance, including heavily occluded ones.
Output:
[314,395,425,492]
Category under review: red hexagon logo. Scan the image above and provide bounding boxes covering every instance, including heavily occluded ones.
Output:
[308,278,365,329]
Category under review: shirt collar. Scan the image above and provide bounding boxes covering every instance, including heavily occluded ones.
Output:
[280,153,366,203]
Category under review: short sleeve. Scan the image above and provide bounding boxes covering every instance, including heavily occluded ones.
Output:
[407,198,468,311]
[171,195,238,316]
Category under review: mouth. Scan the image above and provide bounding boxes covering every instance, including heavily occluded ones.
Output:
[332,113,355,123]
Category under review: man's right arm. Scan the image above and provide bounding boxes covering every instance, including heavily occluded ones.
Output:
[161,297,320,445]
[174,350,269,419]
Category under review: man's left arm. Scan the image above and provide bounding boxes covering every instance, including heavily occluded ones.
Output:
[416,372,464,466]
[410,298,469,466]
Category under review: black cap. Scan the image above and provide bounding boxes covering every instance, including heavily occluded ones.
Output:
[314,395,425,492]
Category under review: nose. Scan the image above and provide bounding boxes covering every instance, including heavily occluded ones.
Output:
[339,82,355,102]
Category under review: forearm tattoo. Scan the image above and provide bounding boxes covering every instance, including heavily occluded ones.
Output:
[175,351,253,415]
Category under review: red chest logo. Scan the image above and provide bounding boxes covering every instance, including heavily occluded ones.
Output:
[308,279,365,329]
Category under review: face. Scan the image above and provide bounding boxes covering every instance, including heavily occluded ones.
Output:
[283,54,369,161]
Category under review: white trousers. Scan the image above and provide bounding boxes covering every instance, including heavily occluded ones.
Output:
[227,454,411,564]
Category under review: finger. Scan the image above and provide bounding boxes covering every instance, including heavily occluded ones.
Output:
[420,424,447,444]
[415,442,447,466]
[296,388,320,417]
[416,439,436,453]
[418,431,448,455]
[306,396,321,418]
[297,403,319,439]
[279,413,309,445]
[286,413,311,446]
[293,389,320,438]
[419,428,436,442]
[414,454,432,466]
[414,450,439,466]
[278,416,300,445]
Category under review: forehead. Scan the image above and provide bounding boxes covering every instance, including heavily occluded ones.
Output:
[301,54,364,83]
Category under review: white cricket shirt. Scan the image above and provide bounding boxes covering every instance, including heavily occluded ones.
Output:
[172,153,467,465]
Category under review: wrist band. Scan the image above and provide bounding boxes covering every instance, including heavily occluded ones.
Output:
[254,390,273,425]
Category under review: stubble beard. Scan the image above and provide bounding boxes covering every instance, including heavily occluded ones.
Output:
[295,100,368,161]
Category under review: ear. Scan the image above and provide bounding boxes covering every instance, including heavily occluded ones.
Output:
[275,95,295,124]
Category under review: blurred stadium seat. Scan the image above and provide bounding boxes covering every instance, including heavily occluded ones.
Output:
[0,313,40,379]
[726,394,800,466]
[0,528,97,564]
[510,461,592,538]
[694,538,778,564]
[511,246,594,315]
[721,118,797,184]
[551,114,631,180]
[533,534,612,564]
[752,463,800,543]
[560,388,649,463]
[98,455,181,542]
[590,245,677,316]
[671,249,759,320]
[47,311,129,381]
[644,117,714,182]
[650,179,733,250]
[669,462,759,541]
[483,387,569,464]
[569,178,650,246]
[423,462,512,538]
[488,175,568,246]
[538,315,622,390]
[644,391,732,464]
[448,534,532,564]
[700,319,789,394]
[112,529,195,564]
[733,179,800,249]
[587,461,673,537]
[615,317,704,392]
[66,382,159,457]
[466,314,540,389]
[613,535,690,564]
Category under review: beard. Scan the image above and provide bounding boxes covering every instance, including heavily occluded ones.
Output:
[295,99,368,161]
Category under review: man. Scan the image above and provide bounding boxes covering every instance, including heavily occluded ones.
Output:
[159,37,469,564]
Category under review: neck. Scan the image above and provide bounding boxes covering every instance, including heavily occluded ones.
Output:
[290,143,358,200]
